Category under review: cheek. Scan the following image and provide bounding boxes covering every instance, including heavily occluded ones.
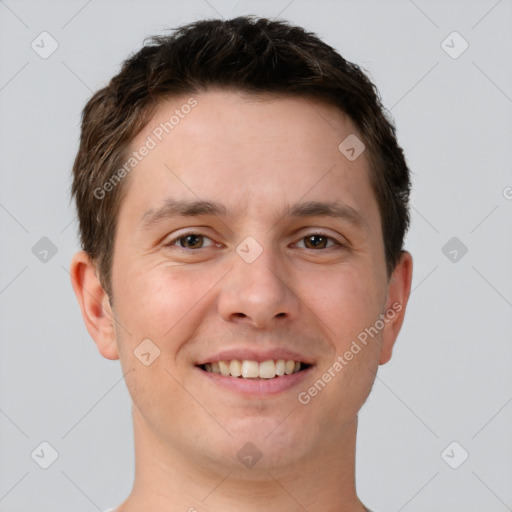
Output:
[112,264,221,354]
[304,264,385,344]
[110,266,206,433]
[297,270,383,425]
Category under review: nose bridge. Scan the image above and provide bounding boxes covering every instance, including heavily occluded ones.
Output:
[217,234,299,327]
[238,238,283,293]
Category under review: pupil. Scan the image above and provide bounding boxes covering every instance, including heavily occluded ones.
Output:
[183,235,202,248]
[307,235,326,249]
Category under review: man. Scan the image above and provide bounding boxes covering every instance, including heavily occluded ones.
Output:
[70,16,413,512]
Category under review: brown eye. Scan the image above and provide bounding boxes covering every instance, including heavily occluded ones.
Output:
[178,234,204,249]
[297,233,338,250]
[305,234,328,249]
[166,233,215,250]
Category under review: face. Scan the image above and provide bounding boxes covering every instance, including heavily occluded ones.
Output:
[76,89,411,478]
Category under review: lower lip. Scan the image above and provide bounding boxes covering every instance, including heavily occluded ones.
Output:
[197,366,313,396]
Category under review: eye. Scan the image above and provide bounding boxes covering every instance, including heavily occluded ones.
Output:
[166,232,216,250]
[164,231,342,251]
[294,232,341,250]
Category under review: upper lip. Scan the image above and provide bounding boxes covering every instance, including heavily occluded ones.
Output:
[196,348,315,366]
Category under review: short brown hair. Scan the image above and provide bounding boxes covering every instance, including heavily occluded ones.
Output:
[71,15,411,298]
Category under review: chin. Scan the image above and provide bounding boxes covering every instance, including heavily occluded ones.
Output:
[174,416,309,476]
[226,418,312,470]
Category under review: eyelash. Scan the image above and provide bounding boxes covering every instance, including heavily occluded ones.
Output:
[164,230,343,251]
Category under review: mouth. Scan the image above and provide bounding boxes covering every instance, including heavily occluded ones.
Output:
[195,349,315,396]
[198,359,311,379]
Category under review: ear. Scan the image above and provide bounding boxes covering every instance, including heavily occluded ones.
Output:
[379,251,413,365]
[69,251,119,360]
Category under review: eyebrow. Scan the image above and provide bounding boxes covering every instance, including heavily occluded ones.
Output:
[139,198,367,231]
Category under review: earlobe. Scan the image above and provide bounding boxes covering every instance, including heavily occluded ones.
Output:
[69,251,119,360]
[379,251,413,365]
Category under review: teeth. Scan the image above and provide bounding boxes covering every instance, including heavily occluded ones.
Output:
[203,359,306,379]
[242,360,259,378]
[275,359,286,376]
[229,360,242,377]
[259,360,276,379]
[219,360,230,376]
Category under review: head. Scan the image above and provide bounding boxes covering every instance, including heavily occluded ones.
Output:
[72,16,410,299]
[70,16,412,480]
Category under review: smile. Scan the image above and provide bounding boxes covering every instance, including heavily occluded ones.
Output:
[199,359,310,379]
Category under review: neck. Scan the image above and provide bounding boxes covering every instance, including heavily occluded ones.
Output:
[116,406,367,512]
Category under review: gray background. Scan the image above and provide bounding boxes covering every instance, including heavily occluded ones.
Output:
[1,0,511,511]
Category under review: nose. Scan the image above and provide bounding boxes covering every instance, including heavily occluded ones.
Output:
[217,241,300,329]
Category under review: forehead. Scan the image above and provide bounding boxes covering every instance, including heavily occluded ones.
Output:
[121,89,377,229]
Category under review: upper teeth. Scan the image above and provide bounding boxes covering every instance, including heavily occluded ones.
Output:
[203,359,303,379]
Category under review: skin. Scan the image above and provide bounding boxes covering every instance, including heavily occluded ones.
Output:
[71,89,412,512]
